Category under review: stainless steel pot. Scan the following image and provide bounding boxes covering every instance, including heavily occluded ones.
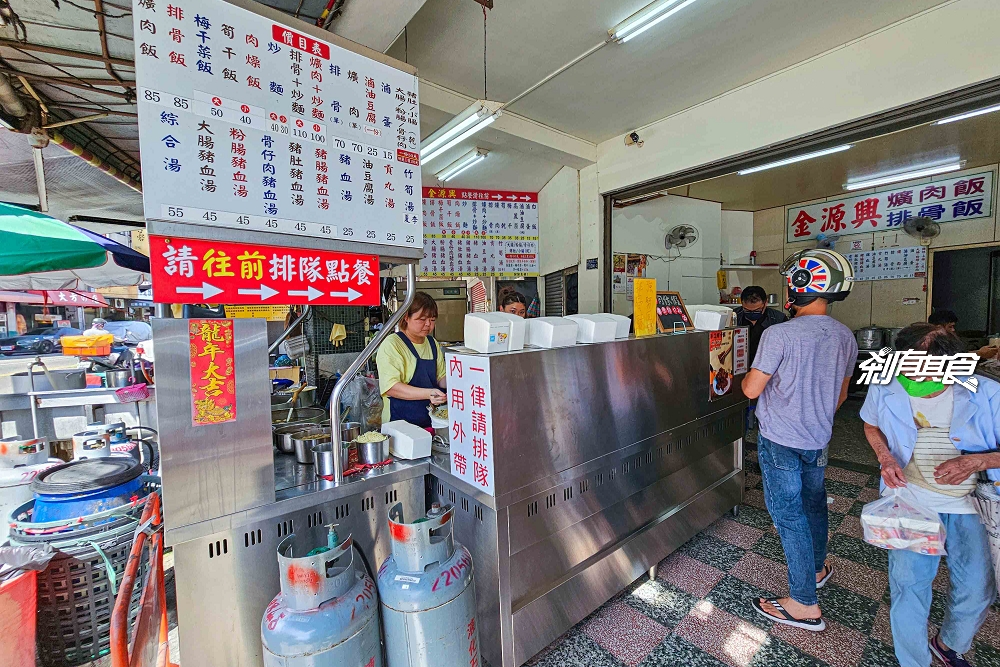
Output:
[271,406,326,425]
[312,441,354,478]
[104,369,132,388]
[292,429,330,464]
[855,326,885,350]
[356,435,390,465]
[885,327,904,350]
[340,421,361,444]
[270,386,317,409]
[274,423,324,454]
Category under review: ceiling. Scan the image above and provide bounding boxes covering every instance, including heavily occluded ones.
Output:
[388,0,950,143]
[659,110,1000,211]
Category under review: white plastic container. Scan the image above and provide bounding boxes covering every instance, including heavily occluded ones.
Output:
[566,315,617,344]
[524,317,578,349]
[463,313,524,354]
[493,312,526,351]
[602,313,631,339]
[381,420,432,460]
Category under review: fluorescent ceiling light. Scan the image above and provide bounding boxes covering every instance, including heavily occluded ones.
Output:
[844,161,965,191]
[738,145,852,175]
[934,103,1000,125]
[611,0,700,43]
[436,148,489,182]
[420,100,502,164]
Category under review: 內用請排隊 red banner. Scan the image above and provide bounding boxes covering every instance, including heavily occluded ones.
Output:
[149,234,380,306]
[189,319,236,426]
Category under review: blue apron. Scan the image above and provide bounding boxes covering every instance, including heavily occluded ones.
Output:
[388,331,438,428]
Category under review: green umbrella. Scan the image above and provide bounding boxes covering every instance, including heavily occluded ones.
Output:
[0,203,149,289]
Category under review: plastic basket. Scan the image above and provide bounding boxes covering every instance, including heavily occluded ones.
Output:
[114,383,150,402]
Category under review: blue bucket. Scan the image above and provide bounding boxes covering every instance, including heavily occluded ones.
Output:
[30,459,145,523]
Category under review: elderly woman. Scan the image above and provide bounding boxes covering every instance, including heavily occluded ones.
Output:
[861,323,1000,667]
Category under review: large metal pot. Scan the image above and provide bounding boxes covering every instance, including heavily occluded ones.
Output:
[885,327,904,350]
[311,441,355,477]
[340,421,361,444]
[292,429,330,465]
[270,386,317,410]
[273,423,325,454]
[356,435,390,466]
[271,406,326,426]
[855,326,885,350]
[104,369,132,388]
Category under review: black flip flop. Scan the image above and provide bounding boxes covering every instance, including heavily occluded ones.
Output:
[816,563,834,590]
[752,597,826,631]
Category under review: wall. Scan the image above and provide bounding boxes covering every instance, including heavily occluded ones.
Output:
[611,195,721,315]
[537,166,581,276]
[752,164,1000,331]
[578,164,603,313]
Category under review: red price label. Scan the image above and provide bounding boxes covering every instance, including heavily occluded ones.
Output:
[212,97,222,106]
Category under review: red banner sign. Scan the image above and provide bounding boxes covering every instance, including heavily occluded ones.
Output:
[189,319,237,427]
[422,187,538,203]
[149,235,380,306]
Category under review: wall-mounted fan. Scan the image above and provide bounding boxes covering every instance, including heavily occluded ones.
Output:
[815,233,837,250]
[903,216,941,245]
[665,224,698,251]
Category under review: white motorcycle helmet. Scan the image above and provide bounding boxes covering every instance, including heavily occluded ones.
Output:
[780,248,854,307]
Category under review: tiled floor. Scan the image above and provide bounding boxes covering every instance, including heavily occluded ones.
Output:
[525,450,1000,667]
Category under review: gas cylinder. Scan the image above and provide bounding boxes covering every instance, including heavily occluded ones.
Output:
[378,503,480,667]
[261,527,382,667]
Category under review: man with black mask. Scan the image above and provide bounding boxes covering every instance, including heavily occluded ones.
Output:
[734,285,787,365]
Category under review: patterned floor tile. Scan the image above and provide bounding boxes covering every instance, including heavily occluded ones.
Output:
[745,472,762,489]
[932,560,950,595]
[706,518,766,550]
[867,474,883,489]
[857,487,881,503]
[733,506,776,532]
[582,600,669,667]
[826,555,888,602]
[638,634,730,667]
[824,466,872,487]
[828,533,888,571]
[528,630,623,667]
[674,599,771,667]
[825,479,863,499]
[753,533,787,564]
[828,494,855,514]
[659,552,727,598]
[729,551,787,595]
[975,641,1000,667]
[770,618,866,667]
[827,511,846,533]
[871,603,893,647]
[859,638,899,667]
[977,607,1000,647]
[748,636,828,667]
[817,583,880,634]
[680,534,748,572]
[929,588,948,626]
[625,578,699,629]
[834,514,865,540]
[848,501,866,517]
[743,489,768,510]
[705,575,776,631]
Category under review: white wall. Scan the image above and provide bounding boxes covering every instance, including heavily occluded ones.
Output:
[537,166,581,276]
[611,195,721,315]
[595,0,1000,195]
[578,164,603,314]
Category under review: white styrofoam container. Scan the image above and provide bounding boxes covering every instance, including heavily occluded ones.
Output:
[464,313,514,354]
[492,312,525,351]
[602,313,631,339]
[524,317,578,348]
[565,315,617,344]
[381,420,432,459]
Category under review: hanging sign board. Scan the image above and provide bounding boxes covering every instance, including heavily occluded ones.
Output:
[149,234,379,305]
[445,353,495,493]
[786,171,993,242]
[709,330,735,402]
[846,246,927,282]
[133,0,421,250]
[421,188,539,277]
[655,291,692,332]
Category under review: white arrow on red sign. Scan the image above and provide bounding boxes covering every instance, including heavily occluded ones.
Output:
[506,195,516,201]
[288,286,324,301]
[176,282,223,300]
[330,288,363,302]
[520,196,531,201]
[238,284,279,301]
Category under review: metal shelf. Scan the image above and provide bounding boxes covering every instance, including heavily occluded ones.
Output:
[29,386,156,408]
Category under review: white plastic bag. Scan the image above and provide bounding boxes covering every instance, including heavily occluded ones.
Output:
[861,487,946,556]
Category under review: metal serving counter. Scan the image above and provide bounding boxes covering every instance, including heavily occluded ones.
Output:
[158,322,744,667]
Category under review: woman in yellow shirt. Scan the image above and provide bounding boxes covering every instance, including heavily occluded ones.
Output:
[375,291,447,428]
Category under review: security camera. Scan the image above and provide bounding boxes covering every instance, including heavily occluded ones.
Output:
[625,131,643,148]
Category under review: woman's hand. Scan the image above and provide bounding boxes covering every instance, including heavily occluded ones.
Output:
[427,389,447,405]
[934,455,984,486]
[878,455,907,488]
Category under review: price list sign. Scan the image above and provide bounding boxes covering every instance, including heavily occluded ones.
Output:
[421,188,539,277]
[133,0,421,249]
[445,353,494,494]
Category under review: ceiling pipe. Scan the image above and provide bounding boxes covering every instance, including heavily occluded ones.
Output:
[0,71,28,119]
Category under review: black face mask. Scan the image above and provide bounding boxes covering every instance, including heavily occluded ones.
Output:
[743,309,765,322]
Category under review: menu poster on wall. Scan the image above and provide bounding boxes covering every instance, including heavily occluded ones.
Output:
[733,326,749,375]
[133,0,421,248]
[709,329,734,402]
[786,171,994,243]
[655,291,692,332]
[845,246,927,282]
[622,253,647,300]
[612,253,627,294]
[421,188,539,277]
[445,353,494,494]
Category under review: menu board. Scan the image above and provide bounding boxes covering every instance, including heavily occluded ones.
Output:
[133,0,421,249]
[845,247,927,282]
[709,329,734,402]
[656,291,692,332]
[445,353,494,494]
[733,326,749,375]
[421,188,538,277]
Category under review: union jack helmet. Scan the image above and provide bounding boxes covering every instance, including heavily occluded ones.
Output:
[780,248,854,305]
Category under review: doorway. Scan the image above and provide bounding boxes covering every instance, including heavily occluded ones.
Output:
[931,243,1000,338]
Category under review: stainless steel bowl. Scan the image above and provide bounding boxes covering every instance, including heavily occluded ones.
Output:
[292,429,330,464]
[356,435,391,465]
[272,406,326,425]
[274,423,324,454]
[312,441,356,477]
[104,369,132,388]
[340,421,361,443]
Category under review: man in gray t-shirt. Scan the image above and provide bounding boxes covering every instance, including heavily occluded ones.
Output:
[742,248,857,633]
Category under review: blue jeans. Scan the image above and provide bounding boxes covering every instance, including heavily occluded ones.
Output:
[889,513,996,667]
[757,435,829,606]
